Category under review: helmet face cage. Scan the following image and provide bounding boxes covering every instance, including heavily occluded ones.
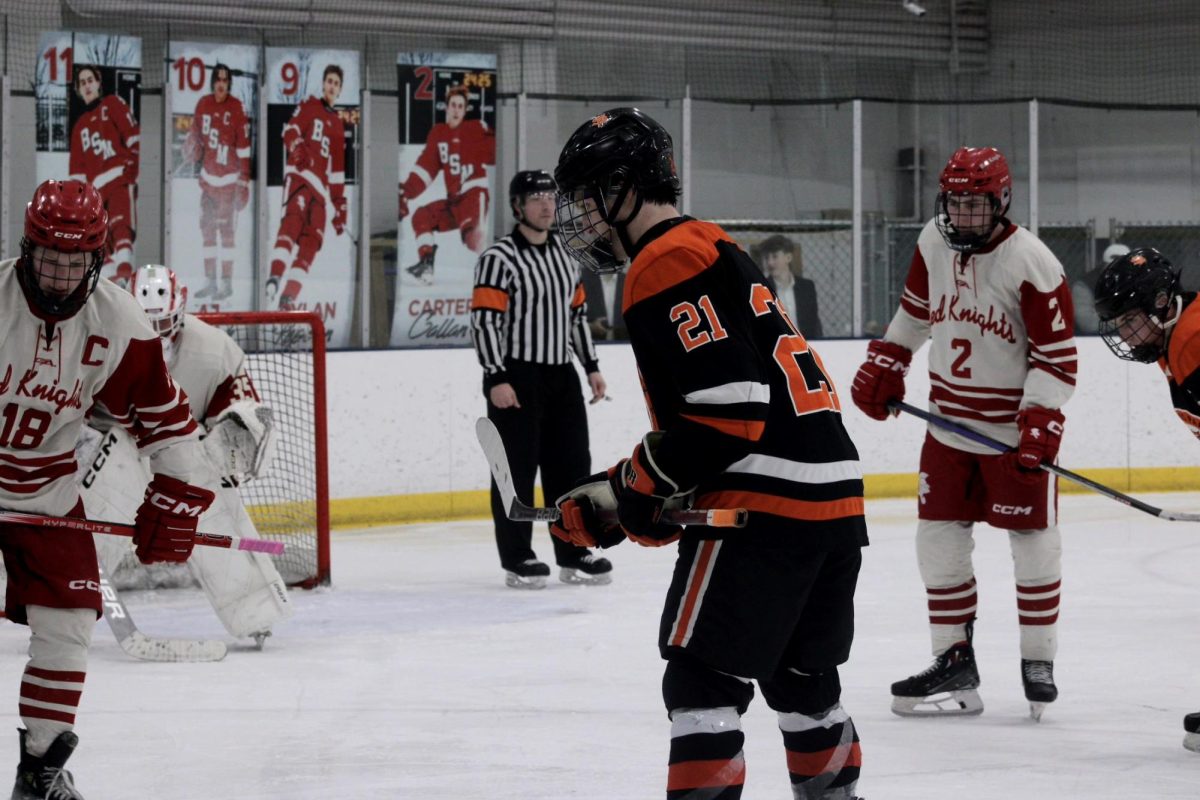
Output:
[554,174,631,274]
[934,191,1007,253]
[18,239,104,318]
[1094,248,1180,363]
[131,265,187,339]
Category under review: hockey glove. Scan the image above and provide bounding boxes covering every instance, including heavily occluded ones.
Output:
[614,434,687,547]
[333,196,348,236]
[851,339,912,420]
[134,474,215,564]
[551,469,625,549]
[235,179,251,212]
[122,154,139,185]
[286,139,311,171]
[398,188,410,221]
[1015,406,1065,471]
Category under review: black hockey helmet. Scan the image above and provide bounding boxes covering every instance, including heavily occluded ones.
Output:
[554,108,680,273]
[509,170,556,201]
[1094,246,1182,363]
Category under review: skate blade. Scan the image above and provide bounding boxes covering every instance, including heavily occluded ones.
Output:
[1029,702,1047,722]
[1184,733,1200,753]
[504,573,547,590]
[559,567,612,586]
[892,689,983,717]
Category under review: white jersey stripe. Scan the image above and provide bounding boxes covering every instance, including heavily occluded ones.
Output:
[685,381,770,406]
[725,454,862,484]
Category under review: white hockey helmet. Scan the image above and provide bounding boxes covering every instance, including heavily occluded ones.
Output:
[131,264,187,339]
[1102,242,1131,265]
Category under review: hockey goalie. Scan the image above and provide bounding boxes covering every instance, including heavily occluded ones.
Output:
[78,265,292,645]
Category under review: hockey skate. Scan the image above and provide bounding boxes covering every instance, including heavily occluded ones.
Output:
[406,245,437,286]
[1183,712,1200,752]
[891,625,982,717]
[194,278,219,299]
[12,729,84,800]
[558,552,613,586]
[504,558,550,590]
[1021,659,1057,722]
[214,277,234,301]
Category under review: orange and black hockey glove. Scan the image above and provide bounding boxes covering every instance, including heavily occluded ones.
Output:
[134,475,215,564]
[851,339,911,420]
[614,434,686,547]
[552,469,625,549]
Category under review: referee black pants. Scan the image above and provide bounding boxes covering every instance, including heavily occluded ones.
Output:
[486,360,592,569]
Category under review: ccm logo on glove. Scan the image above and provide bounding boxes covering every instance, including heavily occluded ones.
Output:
[145,492,207,517]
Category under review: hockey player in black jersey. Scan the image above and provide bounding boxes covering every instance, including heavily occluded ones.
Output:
[550,107,867,799]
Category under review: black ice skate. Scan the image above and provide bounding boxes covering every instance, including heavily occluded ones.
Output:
[504,558,550,590]
[12,729,84,800]
[1183,712,1200,753]
[558,552,613,586]
[406,245,437,286]
[891,625,982,717]
[1021,659,1057,722]
[194,278,219,299]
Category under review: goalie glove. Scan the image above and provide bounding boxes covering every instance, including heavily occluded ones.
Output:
[202,400,278,481]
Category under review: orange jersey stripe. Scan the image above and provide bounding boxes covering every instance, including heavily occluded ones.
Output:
[666,757,747,791]
[670,540,719,647]
[697,490,864,522]
[624,220,728,310]
[785,742,862,777]
[570,283,586,309]
[471,286,509,312]
[680,413,766,441]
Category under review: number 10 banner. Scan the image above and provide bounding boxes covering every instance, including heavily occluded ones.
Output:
[166,41,259,312]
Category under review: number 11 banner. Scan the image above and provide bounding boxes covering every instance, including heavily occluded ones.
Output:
[166,41,259,312]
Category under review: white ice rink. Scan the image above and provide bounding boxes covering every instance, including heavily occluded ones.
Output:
[3,492,1197,798]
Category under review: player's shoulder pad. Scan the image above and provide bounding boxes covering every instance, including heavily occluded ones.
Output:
[1004,226,1066,290]
[182,314,246,359]
[1167,298,1200,382]
[625,220,723,310]
[85,280,157,342]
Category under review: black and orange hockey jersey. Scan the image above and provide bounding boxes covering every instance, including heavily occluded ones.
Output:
[622,217,867,547]
[1159,293,1200,437]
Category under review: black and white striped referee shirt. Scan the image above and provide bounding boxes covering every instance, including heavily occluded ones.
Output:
[470,226,599,388]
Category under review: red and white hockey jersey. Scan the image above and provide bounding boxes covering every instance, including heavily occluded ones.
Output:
[401,119,494,201]
[168,314,259,425]
[282,96,345,210]
[0,260,200,515]
[885,220,1077,453]
[185,94,251,192]
[68,95,140,192]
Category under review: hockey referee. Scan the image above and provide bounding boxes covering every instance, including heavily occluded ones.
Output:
[470,170,612,589]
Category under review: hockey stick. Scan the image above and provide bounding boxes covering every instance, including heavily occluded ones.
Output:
[890,400,1200,523]
[475,418,749,528]
[98,565,228,663]
[0,511,286,555]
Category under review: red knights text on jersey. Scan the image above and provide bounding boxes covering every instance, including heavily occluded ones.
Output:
[69,95,140,191]
[187,95,251,191]
[282,96,345,209]
[401,119,494,200]
[0,260,199,515]
[884,220,1077,453]
[167,314,259,425]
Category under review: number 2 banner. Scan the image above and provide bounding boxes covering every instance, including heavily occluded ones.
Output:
[166,42,259,312]
[263,47,360,346]
[35,32,142,287]
[390,52,497,347]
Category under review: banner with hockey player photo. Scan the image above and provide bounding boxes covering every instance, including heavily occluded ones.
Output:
[35,31,142,287]
[166,42,259,313]
[264,47,360,347]
[390,52,497,347]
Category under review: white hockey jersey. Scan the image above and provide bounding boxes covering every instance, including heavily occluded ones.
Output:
[168,315,258,426]
[884,220,1077,454]
[0,259,201,515]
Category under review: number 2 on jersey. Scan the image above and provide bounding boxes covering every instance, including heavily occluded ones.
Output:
[750,284,840,415]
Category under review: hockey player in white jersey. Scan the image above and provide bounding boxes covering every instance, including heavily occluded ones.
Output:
[2,180,218,799]
[79,264,292,646]
[850,147,1077,721]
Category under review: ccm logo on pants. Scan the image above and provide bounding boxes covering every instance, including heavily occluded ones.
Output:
[148,492,205,517]
[68,580,101,591]
[991,504,1033,516]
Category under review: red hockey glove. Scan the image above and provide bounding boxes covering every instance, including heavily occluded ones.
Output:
[1015,406,1065,471]
[614,435,686,547]
[851,339,912,420]
[134,474,215,564]
[286,139,311,171]
[235,179,251,212]
[332,196,348,236]
[398,188,410,221]
[551,470,625,549]
[122,154,139,184]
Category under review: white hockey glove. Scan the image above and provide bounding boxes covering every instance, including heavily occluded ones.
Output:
[202,401,279,481]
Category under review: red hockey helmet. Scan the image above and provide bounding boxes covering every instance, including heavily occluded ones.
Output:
[19,180,109,317]
[935,147,1012,253]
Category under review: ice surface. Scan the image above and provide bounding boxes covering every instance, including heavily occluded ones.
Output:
[4,492,1196,798]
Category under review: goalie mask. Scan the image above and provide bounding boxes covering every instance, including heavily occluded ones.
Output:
[554,107,680,273]
[935,147,1012,254]
[18,179,108,319]
[131,264,187,344]
[1095,247,1182,363]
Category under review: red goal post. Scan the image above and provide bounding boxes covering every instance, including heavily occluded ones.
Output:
[196,310,331,588]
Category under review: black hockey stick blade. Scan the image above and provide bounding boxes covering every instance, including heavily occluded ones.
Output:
[890,400,1200,523]
[474,417,748,528]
